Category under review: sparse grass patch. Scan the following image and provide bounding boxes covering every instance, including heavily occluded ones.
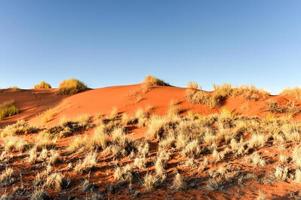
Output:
[0,100,19,120]
[232,86,269,100]
[58,78,88,95]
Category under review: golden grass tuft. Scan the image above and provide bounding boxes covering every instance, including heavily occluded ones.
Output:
[34,81,52,89]
[58,78,88,95]
[74,151,98,173]
[142,75,169,92]
[44,173,64,191]
[171,173,185,190]
[0,100,19,120]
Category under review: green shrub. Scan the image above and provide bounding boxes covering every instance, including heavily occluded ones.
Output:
[0,100,19,120]
[34,81,52,89]
[58,79,88,95]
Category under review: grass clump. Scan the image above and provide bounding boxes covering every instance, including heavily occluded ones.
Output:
[142,75,170,92]
[58,78,88,95]
[171,173,185,190]
[0,100,19,120]
[34,81,52,89]
[74,151,98,173]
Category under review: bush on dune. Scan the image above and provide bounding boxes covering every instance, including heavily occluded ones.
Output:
[58,79,88,95]
[34,81,52,89]
[143,75,170,87]
[0,100,19,120]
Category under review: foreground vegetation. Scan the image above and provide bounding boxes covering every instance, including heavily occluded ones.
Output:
[1,104,301,199]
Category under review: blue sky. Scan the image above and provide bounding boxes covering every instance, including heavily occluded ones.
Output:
[0,0,300,94]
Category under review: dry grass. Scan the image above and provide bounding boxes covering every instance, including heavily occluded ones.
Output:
[143,173,158,191]
[0,168,14,186]
[44,173,64,191]
[281,88,301,100]
[113,164,134,182]
[142,75,170,92]
[248,134,266,148]
[292,146,301,167]
[27,147,38,164]
[30,189,49,200]
[146,115,167,139]
[274,166,288,181]
[39,108,57,124]
[0,100,19,120]
[267,100,300,115]
[186,83,269,107]
[232,86,269,100]
[171,173,185,190]
[35,131,57,149]
[34,81,52,89]
[74,151,98,173]
[3,136,30,152]
[187,82,199,90]
[250,152,266,167]
[58,78,88,95]
[143,75,170,87]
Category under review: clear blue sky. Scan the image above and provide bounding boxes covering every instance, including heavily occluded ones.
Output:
[0,0,300,94]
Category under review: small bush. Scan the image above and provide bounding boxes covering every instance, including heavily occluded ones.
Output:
[0,100,19,120]
[142,75,170,90]
[58,78,88,95]
[34,81,52,89]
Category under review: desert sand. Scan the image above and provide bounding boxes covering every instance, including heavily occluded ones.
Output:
[1,81,301,199]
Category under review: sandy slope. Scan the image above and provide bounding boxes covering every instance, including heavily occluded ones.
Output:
[1,84,300,127]
[0,89,65,127]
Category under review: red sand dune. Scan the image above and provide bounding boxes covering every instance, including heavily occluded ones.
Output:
[1,84,301,127]
[0,89,65,127]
